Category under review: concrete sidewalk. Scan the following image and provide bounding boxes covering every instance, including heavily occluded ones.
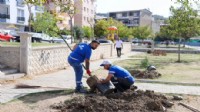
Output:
[0,52,140,103]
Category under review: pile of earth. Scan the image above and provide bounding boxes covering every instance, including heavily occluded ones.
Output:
[128,69,162,79]
[51,88,174,112]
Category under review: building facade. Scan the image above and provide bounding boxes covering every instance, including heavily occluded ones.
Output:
[74,0,95,28]
[45,0,75,30]
[0,0,43,31]
[108,9,152,28]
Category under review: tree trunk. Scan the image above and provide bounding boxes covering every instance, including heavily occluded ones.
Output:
[70,16,73,44]
[182,39,186,48]
[177,38,181,62]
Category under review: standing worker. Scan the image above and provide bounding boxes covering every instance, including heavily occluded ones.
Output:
[99,60,135,92]
[114,38,123,57]
[68,40,100,93]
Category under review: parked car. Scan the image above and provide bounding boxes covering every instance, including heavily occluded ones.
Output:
[0,30,15,42]
[52,35,73,44]
[97,39,113,43]
[13,32,53,43]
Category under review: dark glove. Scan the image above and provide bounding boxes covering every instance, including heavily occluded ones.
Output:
[86,69,91,76]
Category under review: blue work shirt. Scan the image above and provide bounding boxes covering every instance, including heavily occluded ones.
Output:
[68,43,92,63]
[109,65,135,83]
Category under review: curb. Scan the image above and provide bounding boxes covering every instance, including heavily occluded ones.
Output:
[135,79,200,86]
[0,73,25,81]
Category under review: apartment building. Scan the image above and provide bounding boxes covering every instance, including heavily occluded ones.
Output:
[74,0,95,27]
[0,0,43,31]
[45,0,74,30]
[108,9,152,28]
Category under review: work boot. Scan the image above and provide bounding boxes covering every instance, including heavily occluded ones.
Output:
[75,87,88,93]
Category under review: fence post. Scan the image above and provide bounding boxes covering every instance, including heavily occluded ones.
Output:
[18,32,32,75]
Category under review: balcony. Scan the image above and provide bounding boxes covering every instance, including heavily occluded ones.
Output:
[17,17,25,23]
[0,0,9,5]
[0,14,10,19]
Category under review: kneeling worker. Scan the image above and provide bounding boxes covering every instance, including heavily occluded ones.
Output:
[99,60,135,92]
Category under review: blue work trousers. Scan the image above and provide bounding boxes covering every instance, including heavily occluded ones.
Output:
[68,58,83,89]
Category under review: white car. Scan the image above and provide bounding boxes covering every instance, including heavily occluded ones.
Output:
[52,35,74,44]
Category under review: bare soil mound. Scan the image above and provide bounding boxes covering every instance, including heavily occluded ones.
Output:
[129,69,162,79]
[51,88,173,112]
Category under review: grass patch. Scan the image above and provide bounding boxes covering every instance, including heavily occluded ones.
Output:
[0,42,20,46]
[113,53,200,83]
[0,42,61,47]
[122,53,200,69]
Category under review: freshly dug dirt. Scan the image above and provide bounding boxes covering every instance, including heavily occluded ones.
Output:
[51,88,173,112]
[129,69,162,79]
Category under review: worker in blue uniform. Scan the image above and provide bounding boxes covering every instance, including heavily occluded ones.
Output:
[68,40,100,93]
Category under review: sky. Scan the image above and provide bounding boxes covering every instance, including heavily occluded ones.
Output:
[95,0,176,17]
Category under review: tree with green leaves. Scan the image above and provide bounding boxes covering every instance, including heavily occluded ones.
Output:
[32,11,59,37]
[83,26,92,38]
[169,0,200,43]
[23,0,46,31]
[94,19,109,37]
[168,0,200,62]
[31,0,83,44]
[94,18,132,39]
[73,26,84,43]
[131,26,152,39]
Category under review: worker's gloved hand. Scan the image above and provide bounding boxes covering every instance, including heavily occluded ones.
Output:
[86,69,91,76]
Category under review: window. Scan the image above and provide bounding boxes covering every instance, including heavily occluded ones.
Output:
[133,19,139,24]
[87,8,89,13]
[129,12,133,16]
[91,10,93,14]
[122,12,127,17]
[87,17,89,21]
[84,16,86,21]
[123,19,129,24]
[109,13,116,18]
[17,9,25,22]
[17,9,24,17]
[84,7,86,12]
[133,12,139,17]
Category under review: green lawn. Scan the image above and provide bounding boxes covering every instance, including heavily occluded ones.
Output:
[113,53,200,83]
[0,42,61,47]
[116,53,200,69]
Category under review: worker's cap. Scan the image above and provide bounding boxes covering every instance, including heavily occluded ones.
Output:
[100,60,112,66]
[91,40,100,44]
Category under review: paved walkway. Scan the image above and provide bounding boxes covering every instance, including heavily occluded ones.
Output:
[185,45,200,51]
[136,83,200,95]
[1,52,200,104]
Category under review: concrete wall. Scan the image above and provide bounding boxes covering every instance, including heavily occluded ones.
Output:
[29,45,71,75]
[0,42,131,75]
[0,46,20,69]
[28,42,131,75]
